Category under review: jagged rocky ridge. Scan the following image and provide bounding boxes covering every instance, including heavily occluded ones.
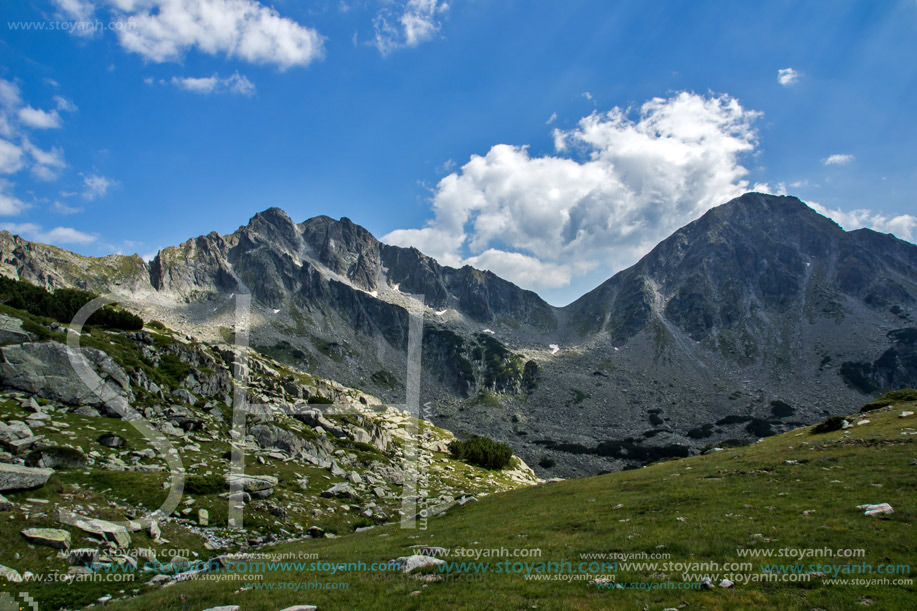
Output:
[1,192,916,477]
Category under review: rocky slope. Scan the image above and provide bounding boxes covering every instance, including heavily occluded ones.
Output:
[0,306,539,608]
[2,193,916,478]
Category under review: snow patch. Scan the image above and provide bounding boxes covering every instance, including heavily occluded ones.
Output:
[272,308,280,314]
[434,309,447,316]
[482,329,495,334]
[549,344,560,355]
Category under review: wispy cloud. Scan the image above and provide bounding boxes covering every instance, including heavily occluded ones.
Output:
[374,0,449,55]
[823,153,854,166]
[52,200,83,215]
[169,72,256,96]
[546,112,557,125]
[82,173,115,200]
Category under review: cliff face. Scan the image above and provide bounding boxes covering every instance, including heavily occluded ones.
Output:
[2,193,915,477]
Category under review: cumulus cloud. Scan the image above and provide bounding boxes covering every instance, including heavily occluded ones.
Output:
[0,180,29,216]
[0,139,25,174]
[0,221,97,244]
[383,91,762,293]
[823,153,854,166]
[103,0,325,69]
[82,173,115,200]
[806,201,916,242]
[169,71,256,95]
[17,106,62,129]
[777,67,800,86]
[374,0,449,55]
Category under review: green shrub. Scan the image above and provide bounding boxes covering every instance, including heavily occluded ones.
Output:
[184,473,227,495]
[537,456,556,469]
[860,388,917,412]
[449,436,513,470]
[811,416,847,434]
[308,395,334,404]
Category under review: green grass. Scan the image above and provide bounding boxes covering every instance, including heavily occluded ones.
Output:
[90,402,917,610]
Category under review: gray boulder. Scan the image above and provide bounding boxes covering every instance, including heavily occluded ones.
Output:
[225,473,278,493]
[0,342,131,412]
[0,313,38,344]
[321,482,357,499]
[25,446,88,469]
[0,463,53,492]
[21,527,71,550]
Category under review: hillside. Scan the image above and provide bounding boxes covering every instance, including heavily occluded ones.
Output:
[89,394,916,610]
[2,193,916,478]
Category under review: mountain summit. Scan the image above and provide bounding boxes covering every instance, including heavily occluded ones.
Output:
[1,193,915,476]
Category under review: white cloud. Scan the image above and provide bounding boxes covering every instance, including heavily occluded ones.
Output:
[374,0,448,55]
[806,201,916,242]
[52,200,84,214]
[0,221,97,244]
[545,112,557,125]
[17,106,62,129]
[581,91,593,101]
[383,91,762,292]
[24,141,67,181]
[0,180,29,215]
[107,0,325,69]
[777,67,800,86]
[82,173,115,200]
[0,139,25,174]
[54,95,79,113]
[170,71,256,95]
[464,249,573,290]
[823,153,854,166]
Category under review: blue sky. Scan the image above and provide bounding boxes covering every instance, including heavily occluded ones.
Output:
[1,0,915,305]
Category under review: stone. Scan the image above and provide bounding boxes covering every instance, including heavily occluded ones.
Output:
[198,509,209,526]
[148,520,161,540]
[25,446,88,469]
[97,434,126,448]
[201,607,240,611]
[321,482,357,499]
[21,528,71,550]
[69,548,100,566]
[73,406,102,417]
[0,342,131,411]
[0,493,13,511]
[0,463,53,492]
[225,474,278,493]
[900,411,914,418]
[347,471,363,485]
[0,313,38,344]
[719,578,734,588]
[307,526,325,538]
[59,513,131,548]
[0,563,23,582]
[278,607,318,611]
[858,503,894,517]
[391,554,446,573]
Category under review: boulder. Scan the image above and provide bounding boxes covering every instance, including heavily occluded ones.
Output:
[25,446,88,469]
[0,563,22,582]
[225,473,278,493]
[0,463,53,492]
[198,509,209,526]
[250,424,305,456]
[21,528,71,550]
[321,482,357,499]
[0,342,131,411]
[858,503,894,517]
[0,313,38,344]
[0,493,14,511]
[68,548,100,566]
[97,434,126,448]
[59,513,131,548]
[390,554,446,573]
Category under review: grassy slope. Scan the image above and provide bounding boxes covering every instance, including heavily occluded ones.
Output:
[100,402,917,611]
